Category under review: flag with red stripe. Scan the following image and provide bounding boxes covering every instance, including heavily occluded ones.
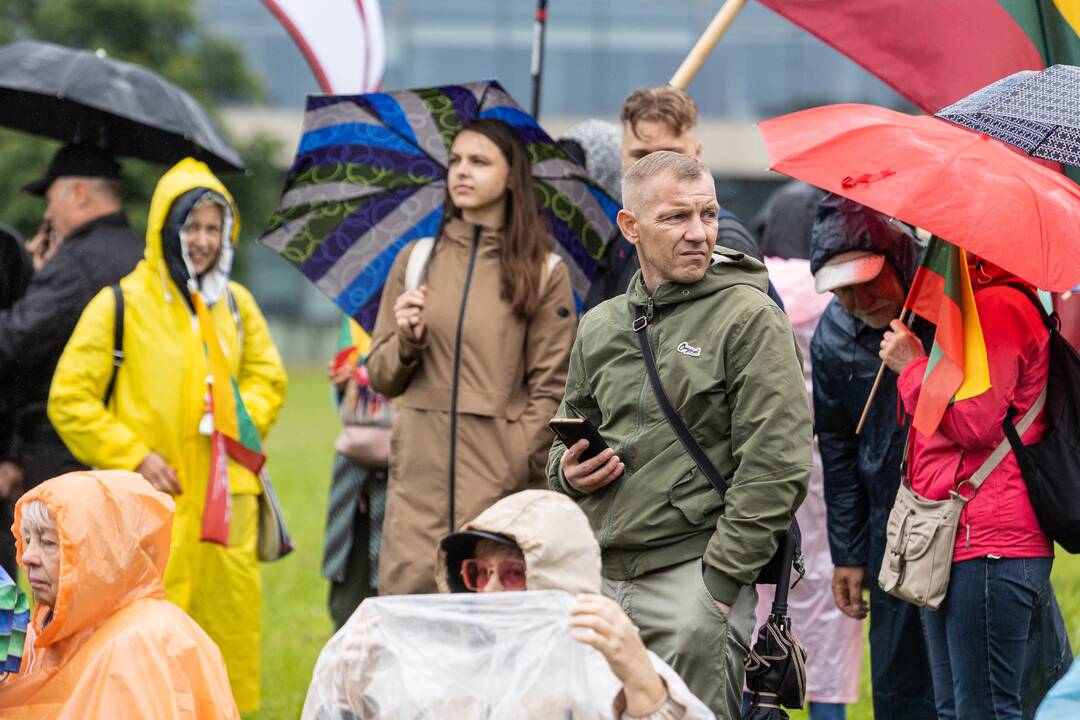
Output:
[904,237,991,435]
[759,0,1080,113]
[193,291,267,546]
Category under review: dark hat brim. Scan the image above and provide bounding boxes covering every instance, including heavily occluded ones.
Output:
[439,529,517,555]
[440,530,518,593]
[22,176,52,197]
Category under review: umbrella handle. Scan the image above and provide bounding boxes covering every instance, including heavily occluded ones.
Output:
[768,530,798,617]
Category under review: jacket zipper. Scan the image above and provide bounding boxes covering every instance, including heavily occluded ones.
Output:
[602,295,656,551]
[447,225,481,532]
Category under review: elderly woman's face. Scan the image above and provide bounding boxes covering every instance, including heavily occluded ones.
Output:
[465,540,527,593]
[22,521,61,607]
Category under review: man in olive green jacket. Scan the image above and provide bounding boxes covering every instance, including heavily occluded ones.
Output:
[548,151,812,718]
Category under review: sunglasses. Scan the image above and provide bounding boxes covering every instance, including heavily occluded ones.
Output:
[460,558,527,591]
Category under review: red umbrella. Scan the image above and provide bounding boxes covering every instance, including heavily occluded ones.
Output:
[759,104,1080,292]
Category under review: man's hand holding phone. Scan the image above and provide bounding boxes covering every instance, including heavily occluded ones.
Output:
[561,439,624,493]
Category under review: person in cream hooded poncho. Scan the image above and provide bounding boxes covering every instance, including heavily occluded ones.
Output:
[47,159,287,712]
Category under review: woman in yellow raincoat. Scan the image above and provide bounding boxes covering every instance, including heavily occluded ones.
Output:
[47,159,287,711]
[0,470,239,718]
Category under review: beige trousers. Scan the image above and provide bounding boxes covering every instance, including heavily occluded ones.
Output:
[602,558,758,719]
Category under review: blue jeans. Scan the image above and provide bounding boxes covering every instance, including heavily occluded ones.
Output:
[809,702,846,720]
[867,530,938,720]
[922,557,1064,720]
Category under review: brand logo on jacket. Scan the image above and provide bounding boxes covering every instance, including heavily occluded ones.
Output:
[677,341,701,357]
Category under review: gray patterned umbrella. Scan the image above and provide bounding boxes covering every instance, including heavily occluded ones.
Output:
[936,64,1080,168]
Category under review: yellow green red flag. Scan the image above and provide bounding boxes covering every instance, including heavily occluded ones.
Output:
[333,316,371,371]
[192,291,266,545]
[904,237,991,436]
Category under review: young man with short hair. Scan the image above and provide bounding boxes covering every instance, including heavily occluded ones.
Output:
[585,86,772,311]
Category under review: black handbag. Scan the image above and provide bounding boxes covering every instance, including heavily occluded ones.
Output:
[634,312,804,586]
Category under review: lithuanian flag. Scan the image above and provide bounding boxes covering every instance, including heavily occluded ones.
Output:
[904,237,991,436]
[193,291,266,546]
[759,0,1080,113]
[333,316,377,421]
[332,316,371,372]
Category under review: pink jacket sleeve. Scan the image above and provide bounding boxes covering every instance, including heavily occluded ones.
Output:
[896,287,1048,449]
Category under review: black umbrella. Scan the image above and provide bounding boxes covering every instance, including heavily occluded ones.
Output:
[936,64,1080,168]
[750,180,826,261]
[0,40,244,173]
[742,532,807,720]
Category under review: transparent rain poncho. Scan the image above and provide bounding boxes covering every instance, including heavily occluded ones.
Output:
[301,590,710,720]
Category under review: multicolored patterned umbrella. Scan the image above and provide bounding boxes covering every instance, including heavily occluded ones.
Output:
[0,566,29,674]
[258,80,620,330]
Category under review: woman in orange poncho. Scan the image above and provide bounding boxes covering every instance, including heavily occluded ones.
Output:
[0,470,238,718]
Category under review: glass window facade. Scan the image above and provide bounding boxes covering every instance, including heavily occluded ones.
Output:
[200,0,909,117]
[200,0,910,330]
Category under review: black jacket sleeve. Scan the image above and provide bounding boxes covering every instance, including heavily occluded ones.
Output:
[811,315,870,567]
[0,238,33,460]
[0,253,88,380]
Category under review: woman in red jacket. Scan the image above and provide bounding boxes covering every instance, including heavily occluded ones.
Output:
[879,257,1069,720]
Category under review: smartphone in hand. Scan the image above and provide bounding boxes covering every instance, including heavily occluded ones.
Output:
[548,416,609,462]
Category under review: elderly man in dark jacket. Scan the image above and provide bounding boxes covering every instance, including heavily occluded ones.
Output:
[0,144,142,502]
[809,195,1071,719]
[808,195,936,720]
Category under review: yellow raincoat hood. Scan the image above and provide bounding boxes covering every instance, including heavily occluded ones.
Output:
[435,490,602,595]
[0,471,239,718]
[145,157,240,306]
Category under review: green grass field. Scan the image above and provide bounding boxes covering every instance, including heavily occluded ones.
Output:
[253,365,1080,719]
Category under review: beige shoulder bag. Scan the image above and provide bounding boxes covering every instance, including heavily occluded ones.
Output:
[879,387,1046,610]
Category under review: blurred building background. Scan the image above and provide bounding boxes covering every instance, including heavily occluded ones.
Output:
[200,0,908,355]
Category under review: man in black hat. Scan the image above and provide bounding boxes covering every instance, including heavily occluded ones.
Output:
[0,143,142,503]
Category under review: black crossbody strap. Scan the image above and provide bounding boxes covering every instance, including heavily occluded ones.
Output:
[635,323,730,500]
[104,284,125,407]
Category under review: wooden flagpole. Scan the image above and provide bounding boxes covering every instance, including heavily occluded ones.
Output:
[670,0,749,89]
[855,308,912,435]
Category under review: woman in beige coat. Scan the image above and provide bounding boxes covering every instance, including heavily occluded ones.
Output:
[368,118,577,595]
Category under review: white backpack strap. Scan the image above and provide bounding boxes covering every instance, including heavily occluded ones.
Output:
[404,237,435,291]
[226,286,244,348]
[541,252,562,294]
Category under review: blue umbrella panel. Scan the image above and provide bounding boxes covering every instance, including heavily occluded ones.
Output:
[259,79,620,330]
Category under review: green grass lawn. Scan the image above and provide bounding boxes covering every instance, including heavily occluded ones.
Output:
[253,365,1080,719]
[254,366,339,719]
